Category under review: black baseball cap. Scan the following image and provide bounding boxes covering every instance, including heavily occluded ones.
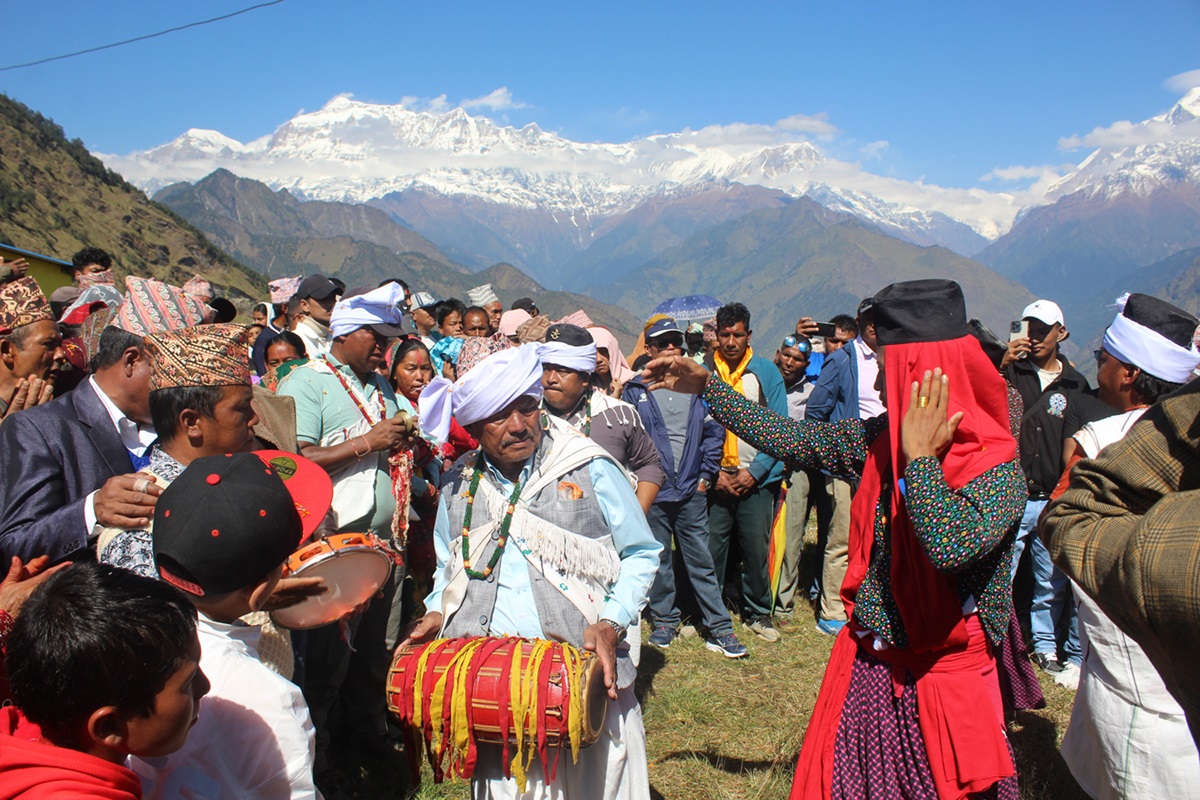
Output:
[297,274,341,301]
[152,453,306,596]
[544,323,593,347]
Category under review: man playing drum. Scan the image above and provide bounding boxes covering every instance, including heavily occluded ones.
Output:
[405,344,662,799]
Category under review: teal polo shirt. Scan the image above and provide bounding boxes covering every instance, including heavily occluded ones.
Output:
[277,354,414,533]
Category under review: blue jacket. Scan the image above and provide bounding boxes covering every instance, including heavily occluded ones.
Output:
[622,376,724,504]
[805,339,860,423]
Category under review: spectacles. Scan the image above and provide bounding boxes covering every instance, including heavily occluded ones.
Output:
[782,336,812,354]
[648,335,684,350]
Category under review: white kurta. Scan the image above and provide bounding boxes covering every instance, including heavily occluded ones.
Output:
[470,686,649,800]
[1061,408,1200,799]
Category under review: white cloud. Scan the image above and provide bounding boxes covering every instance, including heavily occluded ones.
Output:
[981,165,1056,182]
[859,140,889,160]
[460,87,529,112]
[776,112,839,141]
[1165,69,1200,94]
[1058,115,1200,150]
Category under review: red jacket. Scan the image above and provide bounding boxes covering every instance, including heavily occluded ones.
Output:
[0,707,141,799]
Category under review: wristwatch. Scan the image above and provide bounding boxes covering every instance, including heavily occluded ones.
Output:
[600,618,627,643]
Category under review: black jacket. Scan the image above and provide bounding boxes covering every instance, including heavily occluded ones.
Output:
[1003,355,1092,498]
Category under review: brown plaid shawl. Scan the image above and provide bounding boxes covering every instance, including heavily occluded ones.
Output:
[1042,378,1200,743]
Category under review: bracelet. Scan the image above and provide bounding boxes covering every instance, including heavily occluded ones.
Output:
[351,436,370,459]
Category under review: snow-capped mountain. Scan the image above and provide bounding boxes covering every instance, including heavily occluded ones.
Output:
[107,94,1004,253]
[111,88,1200,287]
[1042,87,1200,204]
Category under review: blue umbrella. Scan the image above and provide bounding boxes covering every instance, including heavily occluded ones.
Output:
[651,295,722,321]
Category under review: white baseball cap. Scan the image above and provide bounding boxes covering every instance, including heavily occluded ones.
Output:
[1021,299,1064,327]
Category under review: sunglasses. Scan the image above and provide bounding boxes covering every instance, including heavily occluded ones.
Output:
[649,335,685,349]
[782,336,812,354]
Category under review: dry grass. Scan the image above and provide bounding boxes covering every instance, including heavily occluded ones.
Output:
[322,525,1090,799]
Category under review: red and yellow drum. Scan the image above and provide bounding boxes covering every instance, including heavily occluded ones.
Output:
[387,637,608,782]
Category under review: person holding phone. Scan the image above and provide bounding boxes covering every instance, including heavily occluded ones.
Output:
[1000,299,1091,681]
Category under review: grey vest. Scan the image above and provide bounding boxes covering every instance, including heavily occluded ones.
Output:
[441,427,636,686]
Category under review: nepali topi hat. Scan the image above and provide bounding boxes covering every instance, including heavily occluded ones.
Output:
[0,277,54,335]
[145,323,251,391]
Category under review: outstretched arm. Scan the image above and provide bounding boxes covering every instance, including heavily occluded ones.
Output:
[641,355,878,478]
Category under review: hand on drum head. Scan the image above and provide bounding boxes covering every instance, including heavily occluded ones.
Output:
[583,622,619,700]
[398,611,444,649]
[259,576,327,612]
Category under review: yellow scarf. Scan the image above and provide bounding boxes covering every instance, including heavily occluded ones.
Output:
[713,346,753,468]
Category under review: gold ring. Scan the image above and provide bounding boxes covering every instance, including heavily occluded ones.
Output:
[917,396,929,408]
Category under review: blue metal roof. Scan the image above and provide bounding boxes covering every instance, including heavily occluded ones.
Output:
[0,242,71,268]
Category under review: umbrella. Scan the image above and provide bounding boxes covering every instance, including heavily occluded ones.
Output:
[651,295,722,321]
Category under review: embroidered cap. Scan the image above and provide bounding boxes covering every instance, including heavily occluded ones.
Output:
[81,305,119,365]
[145,323,252,391]
[114,276,215,336]
[0,277,54,335]
[153,452,327,596]
[182,276,214,299]
[269,276,303,305]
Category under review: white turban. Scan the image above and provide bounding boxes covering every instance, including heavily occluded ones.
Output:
[418,344,544,442]
[537,340,597,373]
[329,283,406,339]
[1103,293,1200,383]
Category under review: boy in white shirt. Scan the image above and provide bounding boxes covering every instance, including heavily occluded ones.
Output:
[131,452,328,799]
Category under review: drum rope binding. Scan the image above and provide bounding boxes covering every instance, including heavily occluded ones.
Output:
[389,636,598,789]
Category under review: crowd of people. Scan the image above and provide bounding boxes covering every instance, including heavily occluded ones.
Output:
[0,247,1198,800]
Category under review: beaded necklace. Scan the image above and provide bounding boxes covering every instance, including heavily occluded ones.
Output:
[460,459,523,579]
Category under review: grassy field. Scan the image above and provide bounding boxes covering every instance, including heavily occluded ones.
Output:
[322,529,1090,799]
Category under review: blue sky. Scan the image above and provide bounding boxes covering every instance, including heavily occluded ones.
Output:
[2,0,1197,190]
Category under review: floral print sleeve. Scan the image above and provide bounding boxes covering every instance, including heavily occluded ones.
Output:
[903,456,1027,573]
[700,374,888,478]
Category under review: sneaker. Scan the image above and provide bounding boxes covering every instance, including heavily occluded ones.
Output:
[1053,662,1081,690]
[648,625,677,648]
[744,616,781,642]
[705,633,749,659]
[1030,652,1064,674]
[816,618,847,636]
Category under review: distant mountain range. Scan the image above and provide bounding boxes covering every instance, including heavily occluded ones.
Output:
[154,170,1033,353]
[4,83,1199,356]
[978,87,1200,335]
[0,95,264,300]
[154,169,645,342]
[105,94,1014,283]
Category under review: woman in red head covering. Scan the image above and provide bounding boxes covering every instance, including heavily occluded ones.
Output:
[642,280,1026,800]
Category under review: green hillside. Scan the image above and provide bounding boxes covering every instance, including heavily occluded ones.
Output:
[597,198,1034,349]
[0,94,265,300]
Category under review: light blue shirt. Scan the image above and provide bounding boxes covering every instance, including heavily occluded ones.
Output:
[426,451,661,633]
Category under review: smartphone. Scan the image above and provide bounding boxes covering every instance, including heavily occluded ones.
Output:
[814,322,837,338]
[1009,320,1029,359]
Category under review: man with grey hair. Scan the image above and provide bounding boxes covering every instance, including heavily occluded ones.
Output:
[406,344,661,798]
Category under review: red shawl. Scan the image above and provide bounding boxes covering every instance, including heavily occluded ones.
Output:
[793,335,1017,800]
